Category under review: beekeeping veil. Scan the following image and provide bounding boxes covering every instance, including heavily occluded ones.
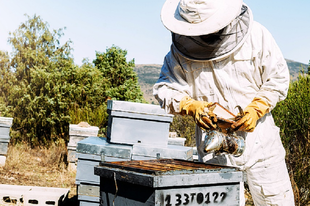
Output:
[161,0,251,60]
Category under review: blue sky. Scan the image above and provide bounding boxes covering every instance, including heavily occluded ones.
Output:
[0,0,309,65]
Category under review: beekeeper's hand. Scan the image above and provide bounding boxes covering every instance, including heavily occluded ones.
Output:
[231,97,270,132]
[179,96,217,130]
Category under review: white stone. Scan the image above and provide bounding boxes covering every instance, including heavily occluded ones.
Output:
[0,155,6,167]
[0,184,69,206]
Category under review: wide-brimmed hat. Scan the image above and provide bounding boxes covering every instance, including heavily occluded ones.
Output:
[161,0,243,36]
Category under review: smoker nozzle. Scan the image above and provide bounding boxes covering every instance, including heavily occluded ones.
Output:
[203,130,245,157]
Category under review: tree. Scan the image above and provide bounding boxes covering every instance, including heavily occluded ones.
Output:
[4,14,75,146]
[93,46,145,103]
[0,51,15,116]
[91,46,146,135]
[67,60,108,134]
[9,15,72,83]
[0,15,147,146]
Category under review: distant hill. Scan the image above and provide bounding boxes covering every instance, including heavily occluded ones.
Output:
[134,64,162,104]
[286,59,308,80]
[135,59,308,103]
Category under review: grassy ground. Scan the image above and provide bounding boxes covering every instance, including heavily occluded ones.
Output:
[0,143,78,205]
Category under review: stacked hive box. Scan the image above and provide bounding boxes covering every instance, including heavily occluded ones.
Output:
[168,132,186,146]
[0,117,13,166]
[106,100,172,146]
[75,100,193,206]
[76,136,133,206]
[67,123,99,170]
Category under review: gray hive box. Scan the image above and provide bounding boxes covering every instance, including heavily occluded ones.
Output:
[67,123,99,169]
[167,132,186,146]
[76,136,132,185]
[76,136,132,205]
[0,117,13,166]
[168,137,186,146]
[95,159,243,206]
[107,100,173,147]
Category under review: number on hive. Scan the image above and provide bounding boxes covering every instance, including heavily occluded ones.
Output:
[164,194,172,206]
[164,191,227,205]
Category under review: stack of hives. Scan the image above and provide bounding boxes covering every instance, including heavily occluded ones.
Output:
[67,122,99,170]
[75,100,193,206]
[0,117,13,166]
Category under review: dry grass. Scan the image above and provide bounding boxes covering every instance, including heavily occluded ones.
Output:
[0,142,256,206]
[0,142,78,205]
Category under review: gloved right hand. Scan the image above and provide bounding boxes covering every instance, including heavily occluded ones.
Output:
[179,96,217,130]
[231,97,270,132]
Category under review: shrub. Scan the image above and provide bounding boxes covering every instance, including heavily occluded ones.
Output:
[170,114,196,146]
[272,72,310,205]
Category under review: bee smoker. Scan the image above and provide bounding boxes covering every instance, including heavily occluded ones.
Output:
[203,130,245,157]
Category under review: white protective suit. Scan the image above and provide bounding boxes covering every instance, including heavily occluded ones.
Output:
[153,6,295,206]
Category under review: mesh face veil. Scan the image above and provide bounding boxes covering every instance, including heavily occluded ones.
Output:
[172,5,250,60]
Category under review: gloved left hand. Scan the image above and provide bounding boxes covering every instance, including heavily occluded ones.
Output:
[231,97,270,132]
[179,96,217,130]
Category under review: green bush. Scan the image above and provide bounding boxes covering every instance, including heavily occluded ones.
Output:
[272,72,310,205]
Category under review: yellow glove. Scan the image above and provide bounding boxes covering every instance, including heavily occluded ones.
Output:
[231,97,270,132]
[179,96,217,130]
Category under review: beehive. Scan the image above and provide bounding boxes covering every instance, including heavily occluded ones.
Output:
[95,159,243,206]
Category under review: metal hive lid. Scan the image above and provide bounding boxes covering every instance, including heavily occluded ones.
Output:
[95,159,243,188]
[76,136,132,159]
[107,100,173,117]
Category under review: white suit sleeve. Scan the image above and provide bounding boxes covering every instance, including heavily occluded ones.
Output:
[153,47,191,114]
[253,23,290,110]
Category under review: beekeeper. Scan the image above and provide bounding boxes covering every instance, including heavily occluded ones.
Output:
[153,0,295,205]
